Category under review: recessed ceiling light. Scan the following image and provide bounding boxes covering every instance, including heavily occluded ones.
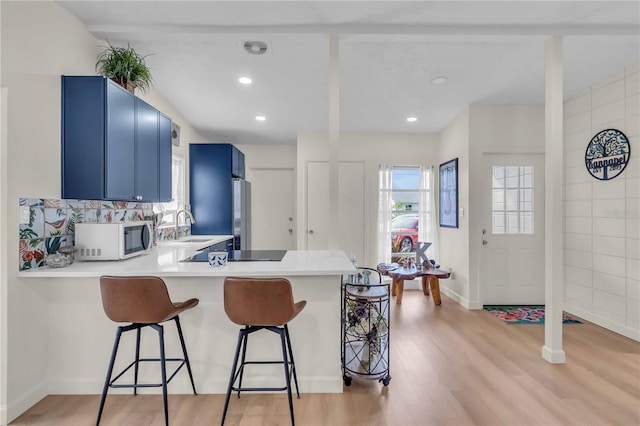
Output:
[238,76,252,85]
[406,117,417,122]
[431,76,448,85]
[255,115,266,121]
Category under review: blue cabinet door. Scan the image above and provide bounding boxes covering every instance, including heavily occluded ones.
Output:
[134,98,159,201]
[158,113,172,202]
[105,81,136,200]
[190,144,233,235]
[61,76,106,200]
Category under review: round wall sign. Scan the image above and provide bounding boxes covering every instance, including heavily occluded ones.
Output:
[585,129,630,181]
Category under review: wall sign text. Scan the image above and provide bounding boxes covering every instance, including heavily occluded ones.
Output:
[585,129,630,181]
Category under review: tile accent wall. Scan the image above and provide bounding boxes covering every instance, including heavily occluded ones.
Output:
[564,60,640,340]
[18,198,152,271]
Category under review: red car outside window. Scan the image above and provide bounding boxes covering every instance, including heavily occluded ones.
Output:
[391,214,418,253]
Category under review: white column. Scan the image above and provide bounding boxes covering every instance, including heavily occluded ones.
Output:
[0,87,8,424]
[542,36,566,364]
[328,34,340,250]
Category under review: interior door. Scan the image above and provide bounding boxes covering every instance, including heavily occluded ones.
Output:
[480,153,545,305]
[306,162,330,249]
[338,162,365,262]
[250,168,295,250]
[306,161,365,262]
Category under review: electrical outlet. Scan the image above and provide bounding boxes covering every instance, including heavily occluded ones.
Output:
[448,267,455,280]
[19,206,30,225]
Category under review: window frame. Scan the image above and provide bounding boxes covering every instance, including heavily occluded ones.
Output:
[153,154,186,226]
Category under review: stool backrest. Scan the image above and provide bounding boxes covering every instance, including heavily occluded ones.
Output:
[100,276,176,323]
[224,277,296,326]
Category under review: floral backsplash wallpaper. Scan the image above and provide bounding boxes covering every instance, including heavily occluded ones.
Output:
[19,198,153,271]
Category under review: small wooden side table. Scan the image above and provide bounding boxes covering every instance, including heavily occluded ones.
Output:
[377,264,450,305]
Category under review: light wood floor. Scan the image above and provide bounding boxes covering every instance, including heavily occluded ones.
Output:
[11,291,640,426]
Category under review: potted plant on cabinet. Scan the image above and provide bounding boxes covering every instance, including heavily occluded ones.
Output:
[95,42,152,94]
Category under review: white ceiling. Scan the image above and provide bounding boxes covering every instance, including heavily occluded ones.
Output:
[56,1,640,145]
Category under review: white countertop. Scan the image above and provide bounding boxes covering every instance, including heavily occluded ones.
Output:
[17,235,356,278]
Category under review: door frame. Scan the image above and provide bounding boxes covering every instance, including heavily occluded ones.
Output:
[476,150,546,306]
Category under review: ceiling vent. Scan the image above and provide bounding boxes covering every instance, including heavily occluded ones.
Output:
[243,41,268,55]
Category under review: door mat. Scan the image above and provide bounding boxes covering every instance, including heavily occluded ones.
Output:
[484,306,582,324]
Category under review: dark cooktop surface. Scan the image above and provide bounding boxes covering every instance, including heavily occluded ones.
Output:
[182,249,287,262]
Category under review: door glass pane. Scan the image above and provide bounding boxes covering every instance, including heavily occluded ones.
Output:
[492,189,504,210]
[506,189,518,211]
[493,212,505,234]
[506,212,518,234]
[492,165,535,234]
[493,166,505,188]
[520,212,533,233]
[506,167,519,188]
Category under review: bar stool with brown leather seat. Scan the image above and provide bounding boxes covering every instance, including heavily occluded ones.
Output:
[97,276,199,426]
[221,277,306,426]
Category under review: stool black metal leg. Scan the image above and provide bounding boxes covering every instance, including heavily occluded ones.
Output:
[236,328,249,398]
[96,326,123,426]
[284,324,300,398]
[174,316,197,395]
[152,324,169,426]
[134,326,141,396]
[221,329,244,426]
[279,328,295,426]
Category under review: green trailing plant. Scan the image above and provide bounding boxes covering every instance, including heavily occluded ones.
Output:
[95,42,152,93]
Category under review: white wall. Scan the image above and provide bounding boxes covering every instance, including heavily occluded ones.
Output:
[237,144,297,178]
[297,133,440,268]
[0,1,203,421]
[438,108,471,305]
[563,60,640,341]
[437,105,546,309]
[468,105,546,308]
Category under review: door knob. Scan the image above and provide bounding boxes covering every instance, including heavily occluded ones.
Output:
[482,239,488,245]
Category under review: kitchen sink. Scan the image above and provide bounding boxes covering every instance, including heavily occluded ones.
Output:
[179,238,213,243]
[160,236,218,245]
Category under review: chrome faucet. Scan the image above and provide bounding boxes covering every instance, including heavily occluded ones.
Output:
[175,209,196,239]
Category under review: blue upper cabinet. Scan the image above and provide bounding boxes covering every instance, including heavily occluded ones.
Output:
[231,145,245,179]
[189,143,245,235]
[61,76,172,202]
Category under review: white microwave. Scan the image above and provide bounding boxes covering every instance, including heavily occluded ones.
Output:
[75,221,152,260]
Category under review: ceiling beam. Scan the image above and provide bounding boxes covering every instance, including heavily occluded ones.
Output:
[88,23,640,37]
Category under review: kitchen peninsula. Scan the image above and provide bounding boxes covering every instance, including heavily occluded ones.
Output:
[17,238,355,395]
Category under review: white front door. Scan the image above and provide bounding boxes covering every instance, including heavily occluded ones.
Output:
[251,168,296,250]
[480,153,545,305]
[306,161,365,262]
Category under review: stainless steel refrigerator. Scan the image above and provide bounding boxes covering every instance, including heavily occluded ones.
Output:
[233,178,251,250]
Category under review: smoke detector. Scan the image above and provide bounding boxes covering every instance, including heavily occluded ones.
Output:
[243,41,268,55]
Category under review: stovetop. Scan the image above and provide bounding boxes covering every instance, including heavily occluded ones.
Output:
[181,249,287,262]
